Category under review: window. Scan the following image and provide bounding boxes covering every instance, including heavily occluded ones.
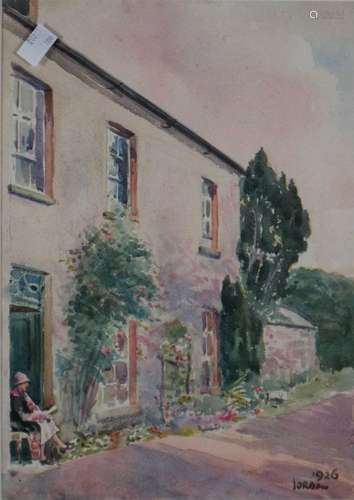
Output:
[10,68,54,204]
[9,266,45,310]
[106,126,138,217]
[4,0,37,19]
[200,178,220,257]
[103,320,137,407]
[202,179,213,240]
[201,310,219,393]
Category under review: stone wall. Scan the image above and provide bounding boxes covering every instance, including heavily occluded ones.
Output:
[261,323,319,382]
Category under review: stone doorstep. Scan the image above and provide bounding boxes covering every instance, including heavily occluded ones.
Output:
[8,461,59,476]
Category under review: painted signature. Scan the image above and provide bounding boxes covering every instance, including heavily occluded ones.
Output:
[293,469,339,491]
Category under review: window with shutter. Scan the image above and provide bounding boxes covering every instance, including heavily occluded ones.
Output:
[10,68,54,204]
[202,179,213,239]
[13,78,43,191]
[103,320,137,407]
[106,126,138,218]
[201,178,219,253]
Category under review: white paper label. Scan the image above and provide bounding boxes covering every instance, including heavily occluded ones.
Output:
[17,25,58,66]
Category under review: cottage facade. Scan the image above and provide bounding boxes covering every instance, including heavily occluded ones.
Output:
[1,5,243,470]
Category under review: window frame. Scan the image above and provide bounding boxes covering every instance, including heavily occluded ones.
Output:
[199,178,220,258]
[105,122,138,220]
[102,320,138,408]
[9,66,54,205]
[201,179,213,240]
[4,0,38,21]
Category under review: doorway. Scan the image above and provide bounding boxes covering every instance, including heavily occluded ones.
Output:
[10,308,43,405]
[9,266,46,405]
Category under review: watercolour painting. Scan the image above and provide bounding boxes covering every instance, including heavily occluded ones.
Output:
[1,1,354,499]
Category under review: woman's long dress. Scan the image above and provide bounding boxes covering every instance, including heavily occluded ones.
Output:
[10,388,59,444]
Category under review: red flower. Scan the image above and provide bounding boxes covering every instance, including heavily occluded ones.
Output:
[218,408,237,421]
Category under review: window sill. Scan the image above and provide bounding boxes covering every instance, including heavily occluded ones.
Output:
[8,185,55,206]
[198,245,221,259]
[103,210,139,222]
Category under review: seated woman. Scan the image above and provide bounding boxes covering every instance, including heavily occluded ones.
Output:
[10,372,68,464]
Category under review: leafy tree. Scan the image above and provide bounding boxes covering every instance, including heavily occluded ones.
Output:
[219,276,263,387]
[60,209,157,426]
[283,268,354,371]
[237,148,310,309]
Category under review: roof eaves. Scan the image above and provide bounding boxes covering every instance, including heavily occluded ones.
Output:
[4,6,245,176]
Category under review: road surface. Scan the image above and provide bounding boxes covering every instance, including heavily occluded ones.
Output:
[4,391,353,499]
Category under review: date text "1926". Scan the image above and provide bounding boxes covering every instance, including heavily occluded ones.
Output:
[293,469,339,491]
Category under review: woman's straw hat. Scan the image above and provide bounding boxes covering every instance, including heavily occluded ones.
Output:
[13,372,30,386]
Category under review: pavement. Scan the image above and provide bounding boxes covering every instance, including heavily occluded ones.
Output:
[3,391,354,500]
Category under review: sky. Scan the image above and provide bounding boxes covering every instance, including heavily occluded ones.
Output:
[39,1,354,276]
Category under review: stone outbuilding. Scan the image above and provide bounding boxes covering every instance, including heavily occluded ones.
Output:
[261,307,319,382]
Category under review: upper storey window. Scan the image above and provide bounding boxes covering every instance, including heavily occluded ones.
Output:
[107,129,130,208]
[106,125,138,219]
[201,178,219,252]
[10,68,54,204]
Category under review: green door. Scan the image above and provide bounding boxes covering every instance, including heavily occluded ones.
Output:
[10,311,42,405]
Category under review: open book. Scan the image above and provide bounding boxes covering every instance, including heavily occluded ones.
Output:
[46,405,58,415]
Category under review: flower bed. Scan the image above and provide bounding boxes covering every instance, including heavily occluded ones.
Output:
[59,376,276,463]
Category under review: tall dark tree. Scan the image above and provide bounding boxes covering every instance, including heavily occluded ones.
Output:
[237,148,310,308]
[219,148,310,386]
[219,276,263,387]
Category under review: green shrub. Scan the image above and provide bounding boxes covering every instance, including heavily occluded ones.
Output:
[223,374,251,409]
[261,369,319,391]
[192,394,227,415]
